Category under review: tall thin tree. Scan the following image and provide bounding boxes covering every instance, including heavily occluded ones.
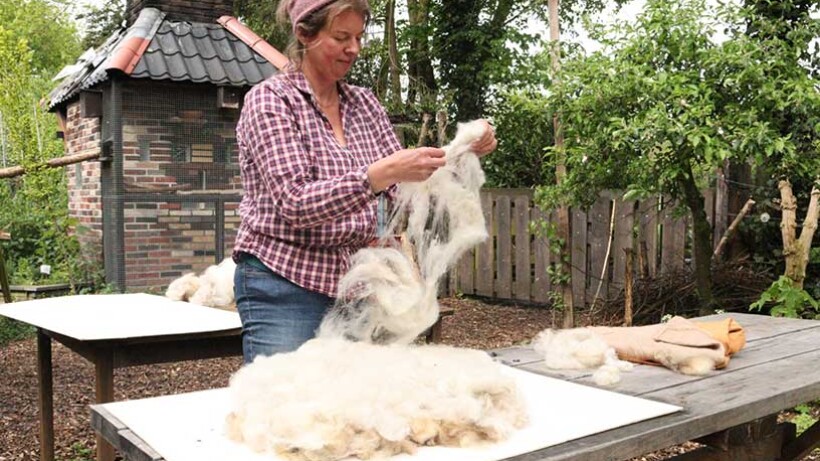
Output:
[549,0,574,328]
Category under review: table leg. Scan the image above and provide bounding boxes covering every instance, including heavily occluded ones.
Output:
[94,350,115,461]
[37,331,54,461]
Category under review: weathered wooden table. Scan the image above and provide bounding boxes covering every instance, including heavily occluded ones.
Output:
[88,312,819,461]
[0,293,242,461]
[8,282,92,300]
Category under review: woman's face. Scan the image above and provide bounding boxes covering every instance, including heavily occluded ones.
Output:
[302,10,365,82]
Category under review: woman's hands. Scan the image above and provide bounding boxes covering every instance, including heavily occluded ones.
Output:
[471,119,497,157]
[367,147,445,193]
[366,120,496,193]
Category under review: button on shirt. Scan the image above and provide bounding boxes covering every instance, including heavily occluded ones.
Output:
[233,71,402,297]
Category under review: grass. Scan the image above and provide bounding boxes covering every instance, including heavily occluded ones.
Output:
[61,442,93,461]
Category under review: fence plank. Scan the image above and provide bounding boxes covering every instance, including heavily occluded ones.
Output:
[713,169,728,248]
[661,199,687,272]
[513,195,532,301]
[531,207,551,304]
[475,192,494,297]
[495,195,512,299]
[587,194,610,306]
[571,207,588,308]
[703,188,715,228]
[457,248,475,295]
[637,196,660,278]
[611,196,636,294]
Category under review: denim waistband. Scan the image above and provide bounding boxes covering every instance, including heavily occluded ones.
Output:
[237,252,270,272]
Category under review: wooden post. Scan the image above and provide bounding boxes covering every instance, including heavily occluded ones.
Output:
[95,350,116,461]
[623,248,634,326]
[37,331,54,461]
[0,151,100,179]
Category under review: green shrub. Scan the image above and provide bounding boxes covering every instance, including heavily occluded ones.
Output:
[750,275,820,319]
[0,317,34,347]
[483,90,554,188]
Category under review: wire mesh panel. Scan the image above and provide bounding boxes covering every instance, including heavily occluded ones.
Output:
[117,80,244,291]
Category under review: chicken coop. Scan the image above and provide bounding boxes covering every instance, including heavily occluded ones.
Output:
[48,0,287,291]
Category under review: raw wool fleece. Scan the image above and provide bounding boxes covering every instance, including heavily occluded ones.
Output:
[532,319,730,386]
[532,329,633,386]
[164,257,236,310]
[225,338,528,461]
[318,119,488,344]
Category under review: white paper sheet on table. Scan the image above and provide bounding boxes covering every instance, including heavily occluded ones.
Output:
[101,366,681,461]
[0,293,241,340]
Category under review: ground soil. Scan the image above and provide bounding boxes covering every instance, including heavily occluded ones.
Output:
[0,296,817,461]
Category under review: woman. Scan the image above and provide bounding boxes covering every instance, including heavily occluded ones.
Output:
[233,0,497,363]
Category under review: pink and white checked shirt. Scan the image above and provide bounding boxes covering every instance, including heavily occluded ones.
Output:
[233,71,402,297]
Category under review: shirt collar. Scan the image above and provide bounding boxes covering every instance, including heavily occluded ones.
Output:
[286,70,355,106]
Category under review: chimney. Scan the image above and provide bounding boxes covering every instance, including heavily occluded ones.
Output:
[126,0,234,26]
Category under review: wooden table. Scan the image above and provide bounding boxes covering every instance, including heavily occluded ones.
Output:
[0,293,242,461]
[88,312,819,461]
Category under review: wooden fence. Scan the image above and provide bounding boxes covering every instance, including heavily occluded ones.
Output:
[451,188,726,307]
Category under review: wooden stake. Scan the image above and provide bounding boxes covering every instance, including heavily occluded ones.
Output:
[624,247,634,327]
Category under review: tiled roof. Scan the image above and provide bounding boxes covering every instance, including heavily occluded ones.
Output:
[132,21,273,84]
[48,8,285,111]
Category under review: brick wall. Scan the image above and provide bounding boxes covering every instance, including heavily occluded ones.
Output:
[64,101,103,266]
[120,81,243,291]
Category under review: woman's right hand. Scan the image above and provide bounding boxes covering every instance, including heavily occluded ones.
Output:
[366,147,446,193]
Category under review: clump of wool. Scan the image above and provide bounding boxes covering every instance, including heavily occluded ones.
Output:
[225,338,528,461]
[319,120,488,344]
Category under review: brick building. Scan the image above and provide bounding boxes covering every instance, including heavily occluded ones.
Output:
[48,0,287,291]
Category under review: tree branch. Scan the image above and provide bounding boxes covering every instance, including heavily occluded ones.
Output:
[713,198,755,260]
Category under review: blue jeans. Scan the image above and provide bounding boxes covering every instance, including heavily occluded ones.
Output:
[234,253,333,364]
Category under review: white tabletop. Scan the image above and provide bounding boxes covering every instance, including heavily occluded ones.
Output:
[97,366,680,461]
[0,293,241,341]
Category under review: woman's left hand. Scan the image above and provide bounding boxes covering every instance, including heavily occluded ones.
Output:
[471,119,497,157]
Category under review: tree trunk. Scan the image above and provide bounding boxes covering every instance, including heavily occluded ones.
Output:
[374,0,390,100]
[778,180,819,290]
[549,0,574,328]
[680,164,716,315]
[406,0,436,107]
[385,0,402,107]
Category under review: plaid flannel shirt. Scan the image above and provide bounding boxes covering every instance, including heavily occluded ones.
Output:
[232,71,402,297]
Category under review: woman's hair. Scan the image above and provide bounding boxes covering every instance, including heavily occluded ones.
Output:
[276,0,371,67]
